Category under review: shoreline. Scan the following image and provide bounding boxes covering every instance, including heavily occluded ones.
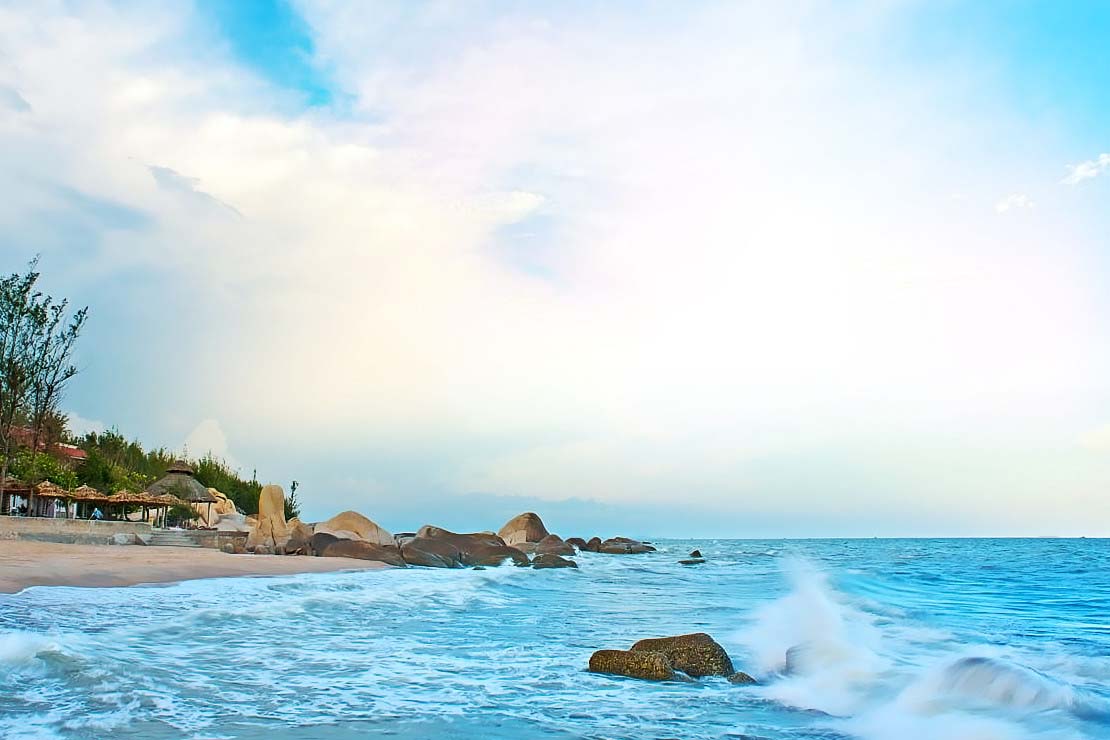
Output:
[0,540,388,595]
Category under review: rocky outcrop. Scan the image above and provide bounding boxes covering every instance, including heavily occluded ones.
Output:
[247,484,289,552]
[315,511,394,547]
[315,537,407,566]
[565,537,587,550]
[630,633,734,678]
[590,633,751,684]
[598,537,656,554]
[401,526,529,568]
[588,650,683,681]
[496,512,549,547]
[535,534,575,556]
[285,518,314,555]
[585,537,602,552]
[532,553,578,569]
[192,488,238,527]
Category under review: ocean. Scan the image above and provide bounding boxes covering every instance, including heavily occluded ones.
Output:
[1,538,1108,739]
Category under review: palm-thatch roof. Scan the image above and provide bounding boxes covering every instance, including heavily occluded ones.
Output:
[35,481,66,498]
[145,461,217,504]
[70,485,112,503]
[109,490,159,506]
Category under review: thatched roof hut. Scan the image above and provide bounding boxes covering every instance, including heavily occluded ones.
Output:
[145,461,217,504]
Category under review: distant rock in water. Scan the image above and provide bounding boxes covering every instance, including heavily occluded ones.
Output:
[315,511,394,547]
[630,633,734,678]
[565,537,587,550]
[316,537,407,567]
[589,650,683,682]
[521,534,574,556]
[598,537,656,554]
[679,558,706,565]
[584,537,602,552]
[497,512,550,547]
[402,526,529,568]
[728,671,757,685]
[532,553,578,569]
[688,550,703,558]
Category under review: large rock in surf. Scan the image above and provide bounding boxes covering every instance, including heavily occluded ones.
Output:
[315,537,407,566]
[247,484,290,552]
[497,512,549,547]
[535,534,575,556]
[402,526,529,568]
[585,537,602,552]
[565,537,588,551]
[532,553,578,569]
[315,510,394,547]
[588,650,682,681]
[598,537,656,554]
[630,633,734,678]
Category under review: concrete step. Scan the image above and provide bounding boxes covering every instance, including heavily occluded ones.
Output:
[147,532,202,547]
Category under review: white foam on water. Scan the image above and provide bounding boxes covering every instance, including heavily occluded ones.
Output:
[733,558,1098,740]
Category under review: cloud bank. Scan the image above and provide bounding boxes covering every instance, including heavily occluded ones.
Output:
[2,1,1109,535]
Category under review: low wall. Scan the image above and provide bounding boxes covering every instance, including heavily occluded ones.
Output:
[178,530,249,550]
[0,516,154,545]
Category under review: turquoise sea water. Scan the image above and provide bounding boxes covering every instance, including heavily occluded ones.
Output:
[1,538,1108,739]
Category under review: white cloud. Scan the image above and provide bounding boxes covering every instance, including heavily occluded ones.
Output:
[995,193,1034,213]
[1079,424,1110,453]
[183,419,238,469]
[1061,153,1110,185]
[3,2,1110,532]
[65,412,106,437]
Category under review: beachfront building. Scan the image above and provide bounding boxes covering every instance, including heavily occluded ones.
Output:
[146,461,217,525]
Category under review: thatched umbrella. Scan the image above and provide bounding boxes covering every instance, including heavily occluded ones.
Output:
[34,481,68,518]
[0,476,30,515]
[69,485,111,519]
[146,461,216,527]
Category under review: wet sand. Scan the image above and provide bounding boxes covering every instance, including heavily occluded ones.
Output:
[0,540,387,594]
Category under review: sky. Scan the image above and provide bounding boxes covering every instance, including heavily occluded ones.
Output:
[1,1,1109,538]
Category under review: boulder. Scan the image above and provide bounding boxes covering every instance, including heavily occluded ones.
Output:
[316,538,407,566]
[532,553,578,569]
[588,650,682,681]
[309,531,341,556]
[728,671,758,685]
[401,526,529,568]
[565,537,588,551]
[315,511,394,547]
[246,484,290,552]
[214,513,251,532]
[220,542,235,554]
[598,537,656,555]
[285,518,314,555]
[585,537,602,552]
[534,534,575,556]
[497,512,549,547]
[689,550,703,558]
[192,487,238,527]
[679,558,706,566]
[630,633,734,678]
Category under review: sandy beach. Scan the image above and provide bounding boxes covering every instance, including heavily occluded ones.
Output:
[0,540,388,594]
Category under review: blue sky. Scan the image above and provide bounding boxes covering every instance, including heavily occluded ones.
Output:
[1,1,1109,537]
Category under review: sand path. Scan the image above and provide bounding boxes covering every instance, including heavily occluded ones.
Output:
[0,540,386,594]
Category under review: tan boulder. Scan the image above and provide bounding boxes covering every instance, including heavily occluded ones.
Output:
[588,650,682,681]
[314,510,394,546]
[285,518,314,555]
[246,484,290,551]
[191,487,238,527]
[497,512,549,546]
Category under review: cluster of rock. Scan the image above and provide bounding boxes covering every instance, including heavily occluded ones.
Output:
[229,488,655,571]
[588,633,756,684]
